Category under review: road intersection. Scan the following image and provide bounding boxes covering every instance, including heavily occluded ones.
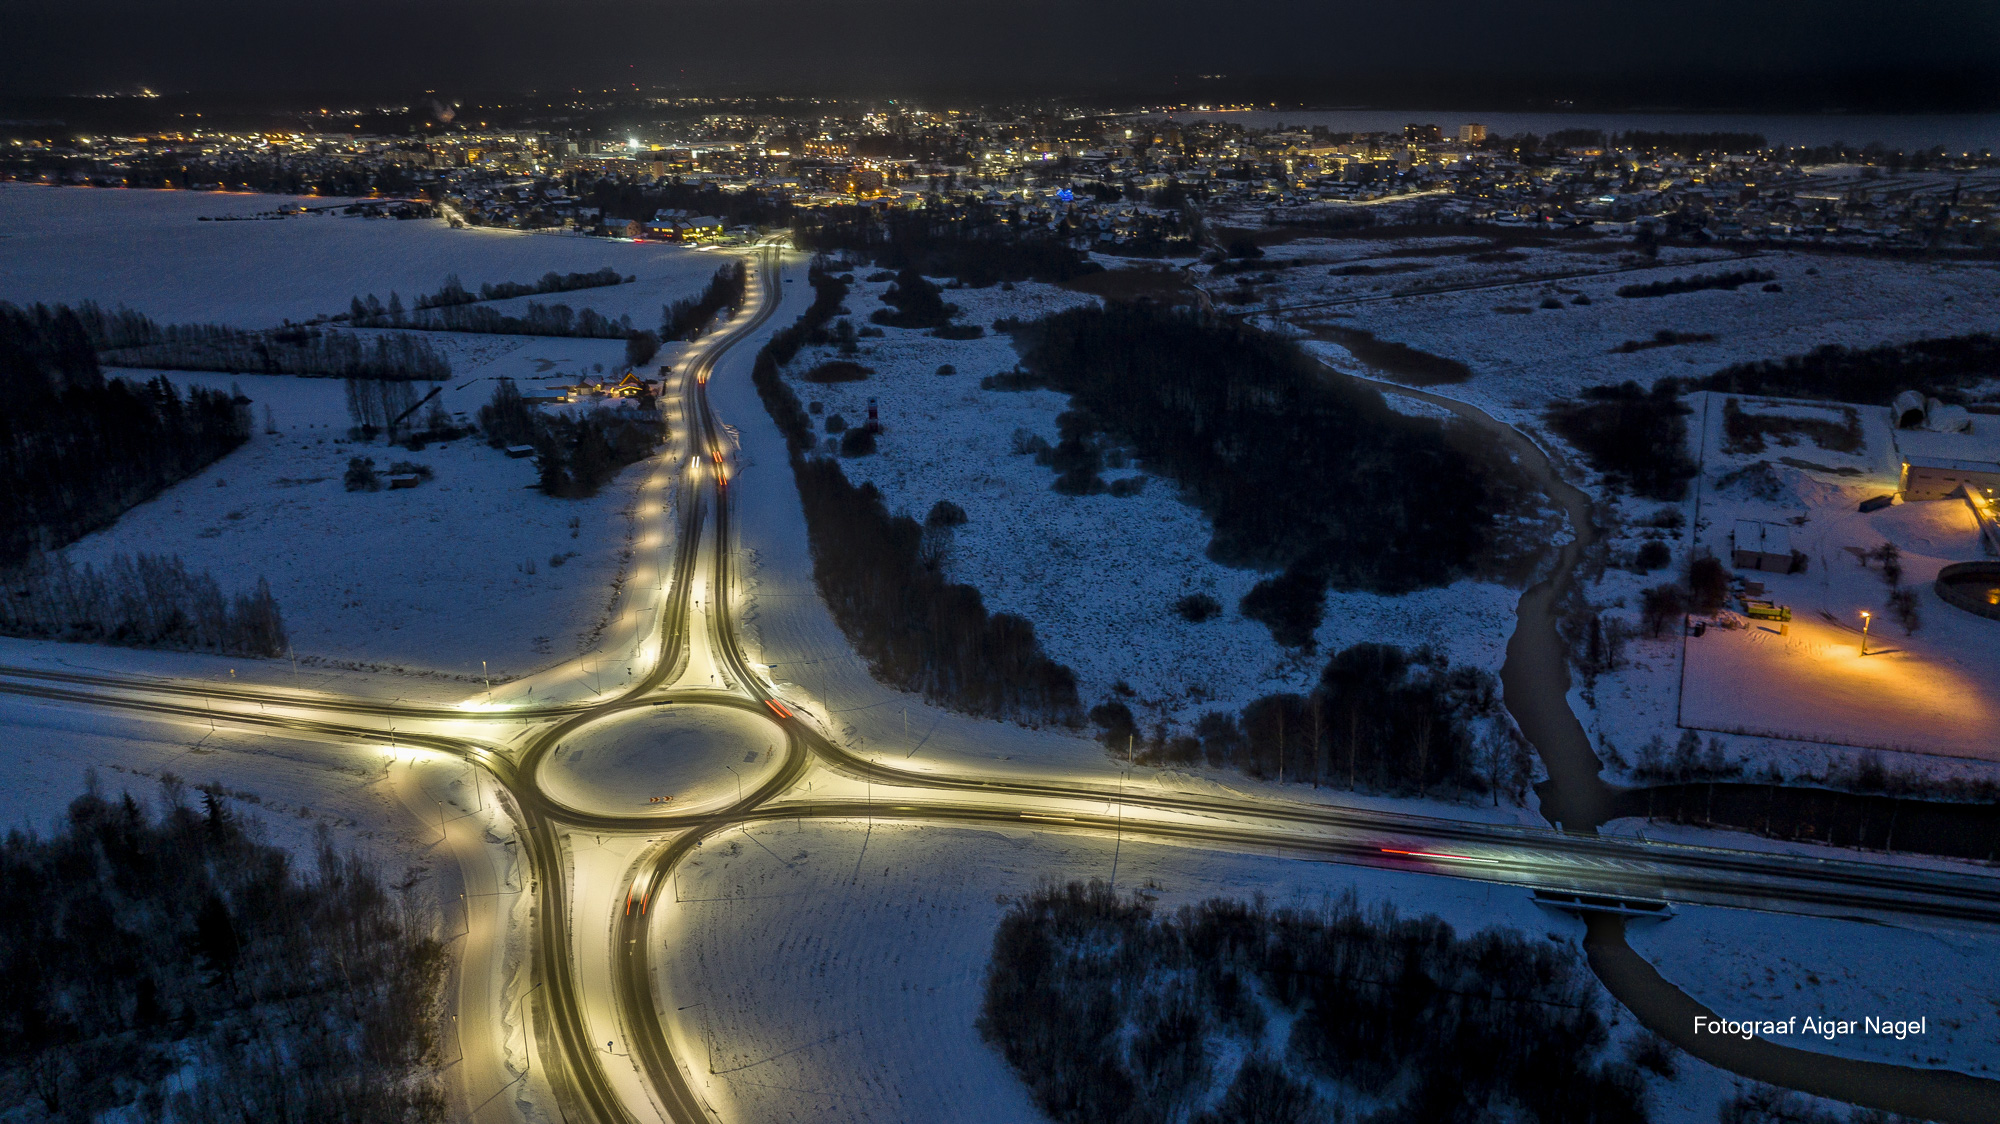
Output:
[4,248,1999,1123]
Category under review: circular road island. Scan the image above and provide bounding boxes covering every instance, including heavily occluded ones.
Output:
[536,703,785,817]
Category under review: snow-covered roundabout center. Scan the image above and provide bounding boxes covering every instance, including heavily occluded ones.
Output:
[535,703,785,817]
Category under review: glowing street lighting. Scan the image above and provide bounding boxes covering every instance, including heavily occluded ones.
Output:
[1859,610,1872,656]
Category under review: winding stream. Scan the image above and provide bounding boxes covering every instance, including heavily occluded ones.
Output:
[1333,368,2000,1121]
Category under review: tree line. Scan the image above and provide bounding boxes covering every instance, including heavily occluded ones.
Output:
[1544,379,1699,501]
[1009,304,1510,643]
[1551,331,2000,507]
[413,267,628,308]
[794,205,1105,286]
[48,300,450,381]
[348,294,634,340]
[0,776,448,1122]
[662,260,747,340]
[752,266,1080,723]
[571,177,793,230]
[1696,330,2000,405]
[6,153,426,197]
[1092,642,1522,800]
[1614,268,1777,299]
[980,881,1655,1124]
[0,551,287,657]
[1,303,251,564]
[335,267,631,322]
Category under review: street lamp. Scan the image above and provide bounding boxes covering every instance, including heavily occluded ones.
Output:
[1860,610,1872,656]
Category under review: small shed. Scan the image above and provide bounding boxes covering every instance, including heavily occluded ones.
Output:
[1731,520,1794,572]
[1892,390,1926,428]
[504,444,537,459]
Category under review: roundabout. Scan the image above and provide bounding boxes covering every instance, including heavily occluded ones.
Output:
[535,702,786,818]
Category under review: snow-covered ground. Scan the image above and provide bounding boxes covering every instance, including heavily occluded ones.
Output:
[649,818,1768,1124]
[537,705,785,817]
[1630,903,2000,1077]
[60,369,656,680]
[0,181,723,328]
[764,269,1524,736]
[1266,241,2000,429]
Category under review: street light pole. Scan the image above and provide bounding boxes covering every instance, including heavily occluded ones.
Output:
[1860,610,1872,656]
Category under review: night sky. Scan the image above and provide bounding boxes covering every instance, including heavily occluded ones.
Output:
[2,0,1997,107]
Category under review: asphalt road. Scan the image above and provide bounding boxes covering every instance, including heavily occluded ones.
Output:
[6,245,2000,1123]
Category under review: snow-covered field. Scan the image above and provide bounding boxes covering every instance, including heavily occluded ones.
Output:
[1630,903,2000,1077]
[651,818,1775,1124]
[61,369,654,680]
[1266,240,2000,429]
[0,185,752,681]
[766,271,1523,735]
[0,181,724,328]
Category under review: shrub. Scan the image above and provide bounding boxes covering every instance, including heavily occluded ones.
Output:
[344,456,380,491]
[801,360,872,382]
[750,265,1078,723]
[1688,555,1729,614]
[1615,268,1776,298]
[624,328,661,368]
[1088,701,1140,751]
[982,368,1044,391]
[530,407,659,498]
[839,427,877,456]
[1888,587,1922,634]
[1239,566,1325,650]
[925,500,968,527]
[1640,584,1688,636]
[1611,330,1716,354]
[1633,540,1671,571]
[936,364,956,375]
[1174,593,1222,622]
[824,414,847,434]
[869,266,954,329]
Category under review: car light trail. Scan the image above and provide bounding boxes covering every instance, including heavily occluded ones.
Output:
[1380,847,1501,865]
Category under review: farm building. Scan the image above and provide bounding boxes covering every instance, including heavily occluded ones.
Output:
[1900,456,2000,502]
[1731,520,1795,572]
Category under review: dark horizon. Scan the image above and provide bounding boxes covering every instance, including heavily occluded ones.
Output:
[5,0,1999,113]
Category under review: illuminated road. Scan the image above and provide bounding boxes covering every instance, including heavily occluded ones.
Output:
[5,245,2000,1123]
